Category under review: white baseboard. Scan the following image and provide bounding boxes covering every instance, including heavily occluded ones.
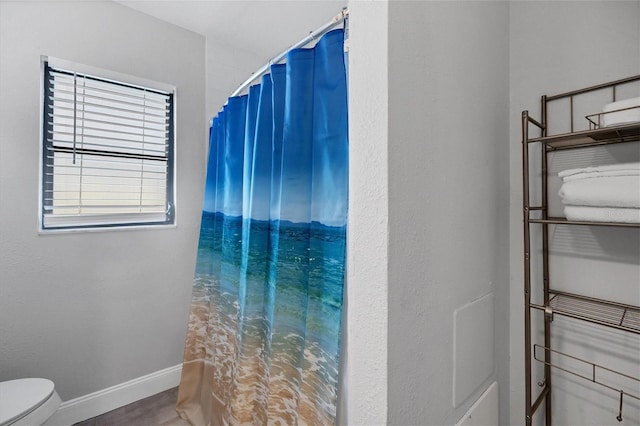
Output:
[45,364,182,426]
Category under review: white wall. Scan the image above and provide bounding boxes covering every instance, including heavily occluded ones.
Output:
[205,38,264,121]
[386,1,510,425]
[344,1,389,425]
[509,2,640,425]
[0,1,206,401]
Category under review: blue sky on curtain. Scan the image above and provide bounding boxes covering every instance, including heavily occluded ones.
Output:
[177,28,348,425]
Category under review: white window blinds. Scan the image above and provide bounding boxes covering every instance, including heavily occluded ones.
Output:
[42,61,175,230]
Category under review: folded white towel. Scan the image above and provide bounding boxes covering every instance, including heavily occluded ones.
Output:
[562,169,640,182]
[559,162,640,180]
[558,175,640,208]
[602,97,640,127]
[564,205,640,224]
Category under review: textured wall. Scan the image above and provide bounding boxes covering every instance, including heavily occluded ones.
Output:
[0,1,206,400]
[387,2,510,424]
[343,1,390,424]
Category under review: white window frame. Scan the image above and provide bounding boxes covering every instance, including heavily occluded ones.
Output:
[39,57,177,232]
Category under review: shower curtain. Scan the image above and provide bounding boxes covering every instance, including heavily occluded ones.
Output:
[176,29,348,425]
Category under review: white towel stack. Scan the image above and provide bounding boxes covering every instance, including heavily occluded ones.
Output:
[557,162,640,223]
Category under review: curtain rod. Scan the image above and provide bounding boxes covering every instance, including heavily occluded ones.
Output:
[228,8,349,99]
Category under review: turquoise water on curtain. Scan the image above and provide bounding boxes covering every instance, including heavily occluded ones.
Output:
[194,212,345,353]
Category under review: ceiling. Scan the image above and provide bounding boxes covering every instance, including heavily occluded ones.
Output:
[115,0,347,59]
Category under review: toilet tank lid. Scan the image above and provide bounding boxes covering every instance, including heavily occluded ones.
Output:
[0,378,55,426]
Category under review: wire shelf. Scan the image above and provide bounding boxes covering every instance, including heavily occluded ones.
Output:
[547,290,640,334]
[522,75,640,425]
[586,105,640,130]
[529,217,640,228]
[527,123,640,150]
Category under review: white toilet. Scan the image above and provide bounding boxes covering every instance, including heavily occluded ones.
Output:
[0,379,61,426]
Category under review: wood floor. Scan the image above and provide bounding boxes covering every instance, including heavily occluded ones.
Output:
[73,387,190,426]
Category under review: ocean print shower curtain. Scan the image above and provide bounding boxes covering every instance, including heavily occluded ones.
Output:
[176,29,348,425]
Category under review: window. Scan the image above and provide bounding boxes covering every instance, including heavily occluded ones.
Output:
[41,58,175,230]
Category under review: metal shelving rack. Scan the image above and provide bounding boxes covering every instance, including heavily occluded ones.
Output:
[521,75,640,426]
